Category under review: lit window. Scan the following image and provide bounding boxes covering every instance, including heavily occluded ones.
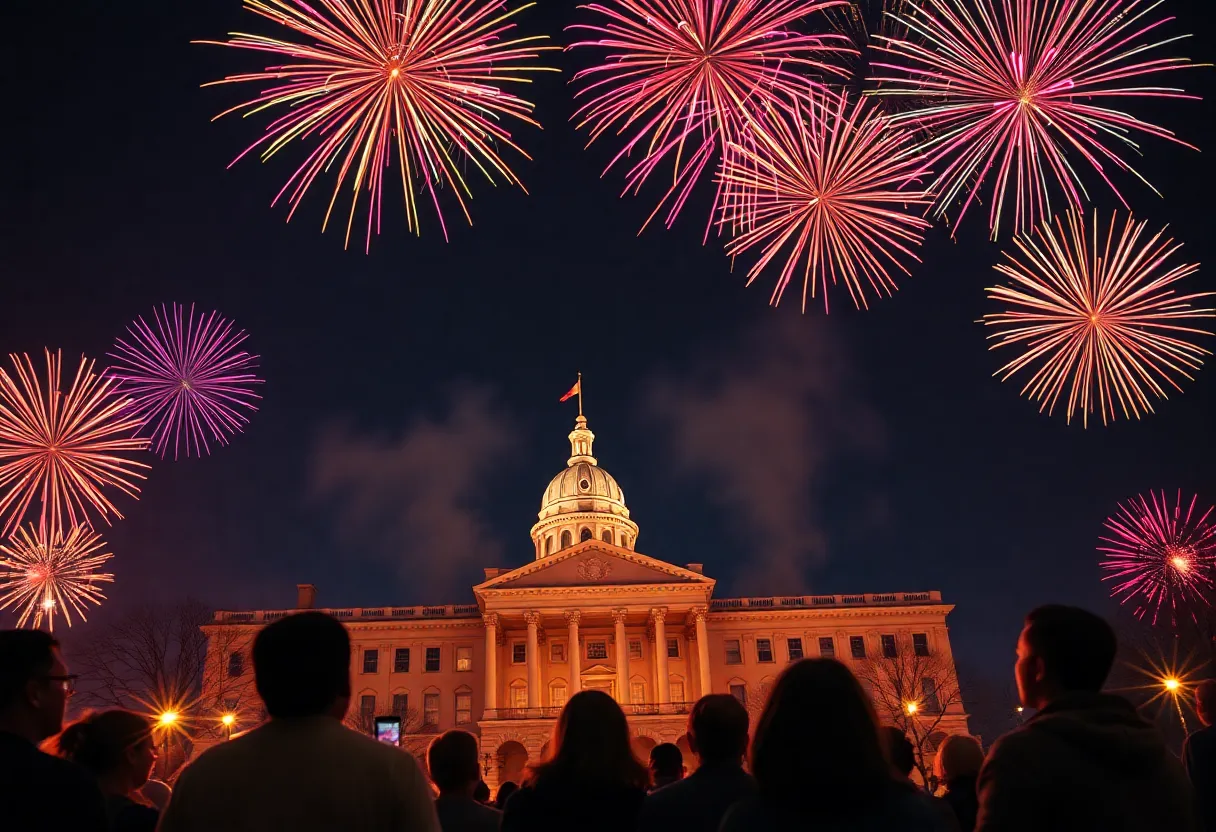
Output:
[394,648,410,673]
[850,636,866,659]
[729,684,746,705]
[881,635,898,658]
[667,638,680,659]
[601,529,613,543]
[391,693,408,716]
[756,639,774,663]
[669,681,684,703]
[551,642,566,663]
[512,642,527,664]
[510,682,528,709]
[423,693,439,727]
[455,692,472,724]
[587,640,608,660]
[360,694,376,720]
[724,639,742,665]
[630,681,645,703]
[787,638,804,661]
[629,640,643,661]
[456,646,473,672]
[621,535,630,548]
[362,649,379,674]
[425,647,440,672]
[818,637,835,658]
[913,633,930,657]
[227,652,244,678]
[550,684,567,709]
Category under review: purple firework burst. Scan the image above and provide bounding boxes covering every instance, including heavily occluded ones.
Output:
[108,304,263,459]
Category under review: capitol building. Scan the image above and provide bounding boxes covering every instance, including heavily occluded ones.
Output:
[200,410,970,790]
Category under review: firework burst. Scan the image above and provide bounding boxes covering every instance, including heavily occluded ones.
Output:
[200,0,557,250]
[718,89,932,312]
[0,350,150,539]
[108,304,263,460]
[1100,491,1216,626]
[568,0,854,233]
[982,210,1213,426]
[0,524,114,630]
[870,0,1198,238]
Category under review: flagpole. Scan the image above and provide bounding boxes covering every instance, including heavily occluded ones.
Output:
[577,372,583,417]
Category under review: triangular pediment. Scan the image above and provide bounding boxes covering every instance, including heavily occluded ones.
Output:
[475,541,712,592]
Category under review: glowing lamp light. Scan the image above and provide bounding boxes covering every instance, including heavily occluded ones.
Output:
[158,710,179,727]
[1164,678,1181,692]
[904,702,919,715]
[1016,706,1025,713]
[221,713,236,726]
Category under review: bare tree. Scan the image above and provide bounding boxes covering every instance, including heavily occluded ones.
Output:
[744,679,774,726]
[855,635,966,790]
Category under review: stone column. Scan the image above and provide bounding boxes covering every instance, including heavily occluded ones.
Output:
[651,608,670,705]
[525,611,541,709]
[483,613,499,715]
[694,607,711,698]
[613,609,630,704]
[566,611,582,695]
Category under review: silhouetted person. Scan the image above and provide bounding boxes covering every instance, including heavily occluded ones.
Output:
[428,730,501,832]
[501,690,648,832]
[158,612,439,832]
[472,780,491,805]
[49,709,160,832]
[494,780,519,810]
[935,735,983,832]
[976,605,1196,832]
[648,742,684,791]
[0,629,107,832]
[721,659,952,832]
[1184,679,1216,832]
[637,694,756,832]
[883,726,917,782]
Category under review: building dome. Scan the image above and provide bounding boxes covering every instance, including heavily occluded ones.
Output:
[530,411,639,559]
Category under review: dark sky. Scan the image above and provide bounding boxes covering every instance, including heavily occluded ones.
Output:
[2,0,1214,709]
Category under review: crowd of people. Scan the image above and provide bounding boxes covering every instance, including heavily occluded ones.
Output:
[1,604,1214,831]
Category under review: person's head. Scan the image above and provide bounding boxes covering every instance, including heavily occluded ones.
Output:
[526,690,648,789]
[494,780,519,809]
[1196,680,1216,728]
[1016,605,1116,709]
[881,727,915,779]
[49,709,156,793]
[0,629,72,741]
[427,730,482,795]
[473,780,491,803]
[253,612,351,720]
[934,734,984,785]
[649,742,684,784]
[139,779,172,811]
[751,659,892,816]
[687,694,749,766]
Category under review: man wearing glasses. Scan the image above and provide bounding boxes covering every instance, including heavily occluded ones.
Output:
[0,629,107,831]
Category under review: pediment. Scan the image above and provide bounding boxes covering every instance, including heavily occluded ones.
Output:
[475,541,712,592]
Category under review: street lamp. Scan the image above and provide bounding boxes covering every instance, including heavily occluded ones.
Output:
[221,713,236,740]
[1164,677,1181,692]
[904,701,919,715]
[157,711,179,778]
[1163,677,1188,733]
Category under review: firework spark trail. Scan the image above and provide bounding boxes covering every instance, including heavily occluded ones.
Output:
[199,0,558,250]
[0,524,114,630]
[982,210,1213,427]
[1099,490,1216,626]
[108,304,263,460]
[869,0,1198,238]
[0,351,150,539]
[568,0,855,235]
[718,88,932,312]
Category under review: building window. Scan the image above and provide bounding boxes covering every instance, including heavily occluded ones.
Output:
[922,678,941,713]
[850,636,866,660]
[587,640,608,660]
[621,534,630,548]
[391,693,408,717]
[629,640,643,661]
[394,648,410,673]
[227,652,243,678]
[913,633,930,657]
[602,529,613,544]
[818,637,835,658]
[667,638,680,659]
[359,694,376,724]
[455,692,472,724]
[729,684,747,705]
[580,527,593,542]
[362,649,379,674]
[630,681,645,703]
[560,530,572,549]
[510,682,528,709]
[425,647,441,673]
[787,638,804,661]
[724,639,742,665]
[512,642,527,664]
[423,693,439,727]
[550,683,567,709]
[881,635,898,658]
[455,646,473,672]
[670,680,685,703]
[551,642,566,663]
[756,639,774,663]
[545,536,553,556]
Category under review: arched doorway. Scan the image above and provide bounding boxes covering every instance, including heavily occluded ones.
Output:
[676,734,697,774]
[631,734,657,763]
[497,740,528,789]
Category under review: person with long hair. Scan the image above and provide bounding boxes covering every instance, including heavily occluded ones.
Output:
[721,659,952,831]
[48,709,159,832]
[501,690,649,831]
[935,735,984,832]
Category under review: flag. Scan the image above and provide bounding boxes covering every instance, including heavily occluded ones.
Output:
[559,380,580,402]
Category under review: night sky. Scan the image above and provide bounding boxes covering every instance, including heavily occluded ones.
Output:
[3,0,1215,723]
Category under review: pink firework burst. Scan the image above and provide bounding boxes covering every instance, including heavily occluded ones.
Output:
[869,0,1199,238]
[108,304,264,460]
[568,0,855,234]
[718,89,932,312]
[0,351,150,539]
[199,0,557,250]
[1100,490,1216,626]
